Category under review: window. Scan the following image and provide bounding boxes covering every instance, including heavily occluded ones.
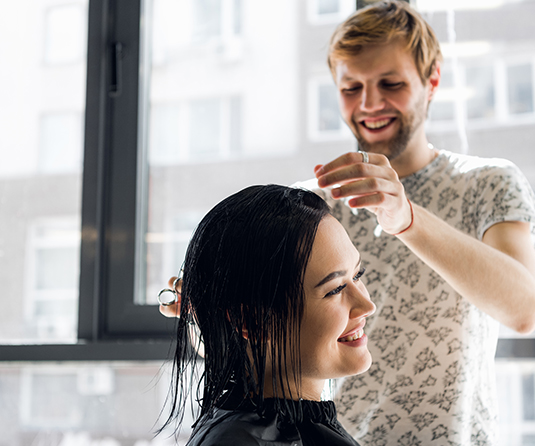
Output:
[429,58,535,125]
[508,63,534,115]
[308,77,353,141]
[308,0,356,23]
[39,113,83,173]
[0,1,86,344]
[466,63,496,120]
[428,66,456,122]
[151,0,242,65]
[27,219,80,343]
[44,4,86,65]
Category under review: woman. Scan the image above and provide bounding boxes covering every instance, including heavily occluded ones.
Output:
[159,184,375,445]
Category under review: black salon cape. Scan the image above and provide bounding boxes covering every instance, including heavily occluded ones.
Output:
[186,398,361,446]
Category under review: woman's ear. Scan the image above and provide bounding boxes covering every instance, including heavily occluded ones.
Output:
[226,309,249,339]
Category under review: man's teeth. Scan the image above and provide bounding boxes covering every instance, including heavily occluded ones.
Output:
[363,119,391,129]
[339,329,364,342]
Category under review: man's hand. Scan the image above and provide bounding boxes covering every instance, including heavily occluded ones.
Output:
[314,151,412,235]
[159,276,181,318]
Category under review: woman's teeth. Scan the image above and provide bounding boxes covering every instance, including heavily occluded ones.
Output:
[363,118,391,129]
[339,329,364,342]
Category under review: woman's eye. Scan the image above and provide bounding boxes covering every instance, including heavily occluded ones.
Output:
[323,268,366,298]
[324,284,347,298]
[353,267,366,282]
[382,82,402,89]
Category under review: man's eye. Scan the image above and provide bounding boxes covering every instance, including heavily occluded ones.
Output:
[382,82,402,89]
[353,267,366,281]
[342,85,361,94]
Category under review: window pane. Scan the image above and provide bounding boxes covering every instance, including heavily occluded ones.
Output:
[0,362,187,445]
[44,4,86,65]
[190,99,221,158]
[0,1,87,344]
[318,0,340,15]
[192,0,222,43]
[466,64,495,119]
[429,67,455,122]
[319,84,341,131]
[508,64,534,115]
[497,361,535,446]
[140,0,356,304]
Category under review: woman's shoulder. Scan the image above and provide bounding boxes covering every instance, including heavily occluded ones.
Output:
[187,408,287,446]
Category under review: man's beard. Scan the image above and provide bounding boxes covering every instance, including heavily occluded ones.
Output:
[352,92,427,161]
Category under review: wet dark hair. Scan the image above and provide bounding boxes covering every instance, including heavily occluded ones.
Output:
[163,184,331,435]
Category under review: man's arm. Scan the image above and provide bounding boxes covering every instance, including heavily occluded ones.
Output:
[397,206,535,334]
[315,151,535,334]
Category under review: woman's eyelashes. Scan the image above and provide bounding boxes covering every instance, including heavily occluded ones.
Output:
[353,267,366,281]
[323,267,366,298]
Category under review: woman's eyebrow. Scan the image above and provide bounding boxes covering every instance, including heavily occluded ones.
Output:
[315,270,346,288]
[314,255,361,288]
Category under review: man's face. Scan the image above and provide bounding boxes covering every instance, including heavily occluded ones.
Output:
[334,40,437,160]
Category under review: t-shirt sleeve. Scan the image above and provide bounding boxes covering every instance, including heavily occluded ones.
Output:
[476,161,535,240]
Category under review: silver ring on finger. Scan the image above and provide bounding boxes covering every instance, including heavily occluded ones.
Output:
[360,151,369,163]
[158,288,177,306]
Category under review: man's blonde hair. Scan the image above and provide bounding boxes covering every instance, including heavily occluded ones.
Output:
[328,0,442,84]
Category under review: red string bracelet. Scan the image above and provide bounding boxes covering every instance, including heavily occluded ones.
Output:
[393,199,414,236]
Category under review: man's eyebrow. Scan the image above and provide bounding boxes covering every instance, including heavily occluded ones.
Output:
[314,255,361,288]
[340,70,400,82]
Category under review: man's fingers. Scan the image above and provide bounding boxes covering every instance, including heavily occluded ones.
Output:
[159,302,181,318]
[331,176,398,199]
[315,152,389,178]
[159,275,182,318]
[318,163,369,188]
[168,275,182,291]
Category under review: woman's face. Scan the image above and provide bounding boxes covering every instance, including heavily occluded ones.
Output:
[298,215,376,400]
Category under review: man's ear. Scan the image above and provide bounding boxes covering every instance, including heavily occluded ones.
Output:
[427,61,441,101]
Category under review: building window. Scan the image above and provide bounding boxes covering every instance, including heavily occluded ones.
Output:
[152,0,242,62]
[429,56,535,127]
[192,0,223,43]
[319,84,342,131]
[189,98,222,158]
[148,97,242,165]
[148,104,182,164]
[27,219,80,343]
[429,66,456,122]
[308,78,352,141]
[39,112,83,174]
[508,63,534,115]
[466,63,495,120]
[43,4,86,65]
[308,0,356,23]
[145,212,202,304]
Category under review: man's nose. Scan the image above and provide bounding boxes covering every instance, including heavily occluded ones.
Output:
[361,85,385,113]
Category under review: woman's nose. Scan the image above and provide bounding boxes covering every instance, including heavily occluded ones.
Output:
[349,283,376,319]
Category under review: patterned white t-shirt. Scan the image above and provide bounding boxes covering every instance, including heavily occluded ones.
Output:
[296,150,535,446]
